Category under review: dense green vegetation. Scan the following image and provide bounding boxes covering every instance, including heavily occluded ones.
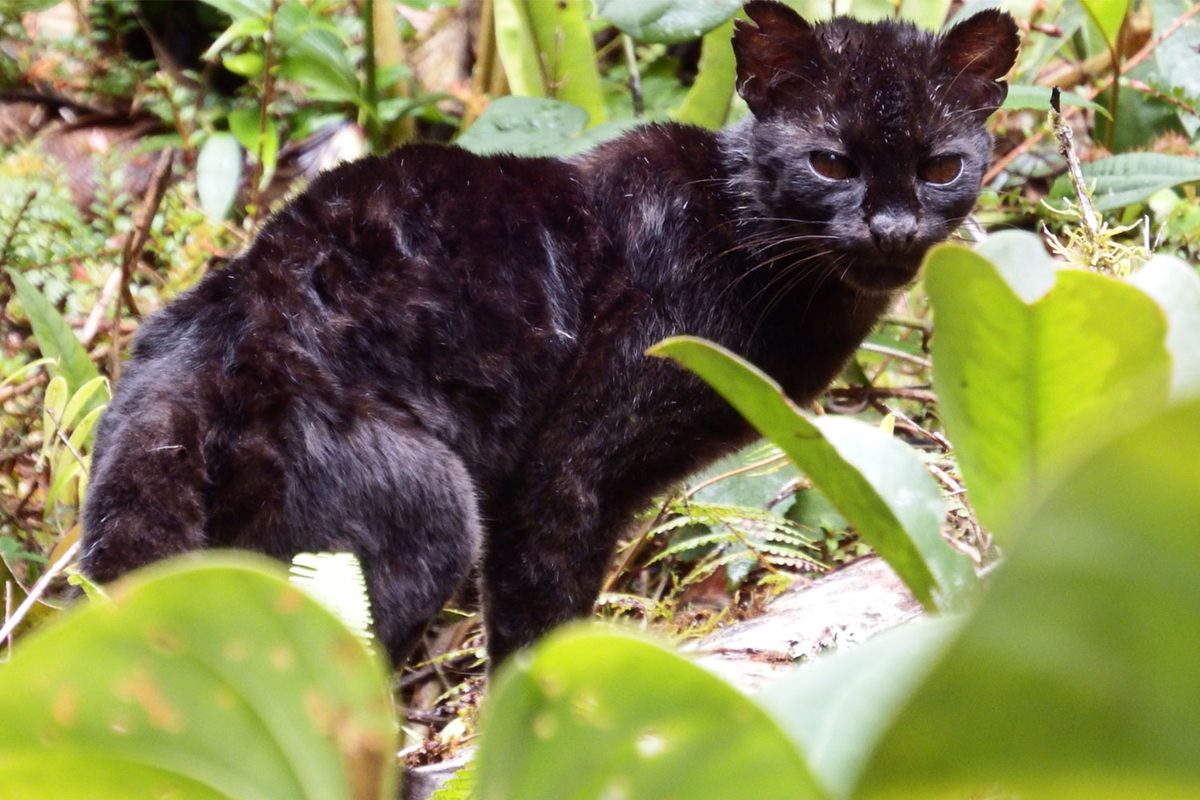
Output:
[2,0,1199,797]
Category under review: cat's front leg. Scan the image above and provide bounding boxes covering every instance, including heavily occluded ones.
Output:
[480,473,622,667]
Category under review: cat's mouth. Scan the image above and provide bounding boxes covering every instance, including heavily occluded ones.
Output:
[842,254,924,294]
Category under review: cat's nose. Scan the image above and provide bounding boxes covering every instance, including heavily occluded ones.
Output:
[868,211,918,253]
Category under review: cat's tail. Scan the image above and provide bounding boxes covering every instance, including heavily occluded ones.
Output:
[80,375,209,584]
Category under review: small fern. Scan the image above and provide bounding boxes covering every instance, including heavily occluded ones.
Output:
[288,552,375,650]
[649,499,825,590]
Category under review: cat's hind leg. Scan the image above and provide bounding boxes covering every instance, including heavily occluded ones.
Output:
[81,385,210,583]
[284,414,484,667]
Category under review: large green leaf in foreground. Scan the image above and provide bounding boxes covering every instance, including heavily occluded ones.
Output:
[648,337,975,611]
[478,628,821,800]
[0,557,397,800]
[927,237,1172,539]
[859,397,1200,800]
[758,616,962,800]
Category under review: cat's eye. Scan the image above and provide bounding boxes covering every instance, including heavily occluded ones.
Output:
[809,151,857,180]
[919,155,963,185]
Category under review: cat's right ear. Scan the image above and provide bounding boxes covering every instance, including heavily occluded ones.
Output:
[733,1,817,117]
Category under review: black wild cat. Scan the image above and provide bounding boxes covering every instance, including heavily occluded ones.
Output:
[81,1,1019,667]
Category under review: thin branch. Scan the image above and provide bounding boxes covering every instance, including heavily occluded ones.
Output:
[685,452,789,500]
[110,147,175,380]
[250,0,282,223]
[0,541,81,645]
[858,342,932,369]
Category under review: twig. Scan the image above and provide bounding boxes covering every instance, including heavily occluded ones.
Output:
[858,342,932,369]
[110,147,175,380]
[828,385,938,404]
[0,374,46,405]
[1049,87,1100,236]
[1121,2,1200,78]
[0,541,81,645]
[685,452,789,499]
[79,265,124,347]
[251,0,282,226]
[602,494,674,593]
[1124,78,1200,117]
[868,399,953,451]
[622,35,644,118]
[55,427,89,472]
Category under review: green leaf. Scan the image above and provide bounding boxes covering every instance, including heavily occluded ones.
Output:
[1002,84,1113,119]
[757,616,962,800]
[0,0,62,14]
[524,0,606,125]
[491,0,604,124]
[594,0,742,44]
[196,133,243,220]
[493,0,546,99]
[198,0,269,21]
[0,556,397,800]
[221,51,264,78]
[898,0,953,30]
[648,336,976,611]
[1151,0,1200,135]
[228,108,279,186]
[1079,0,1129,48]
[6,270,101,396]
[457,97,637,157]
[859,398,1200,800]
[59,376,109,433]
[1061,153,1200,212]
[477,627,822,800]
[926,237,1172,540]
[289,22,360,102]
[673,19,737,129]
[1128,254,1200,402]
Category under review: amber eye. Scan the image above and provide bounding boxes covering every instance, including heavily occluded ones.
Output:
[919,155,963,185]
[810,151,857,180]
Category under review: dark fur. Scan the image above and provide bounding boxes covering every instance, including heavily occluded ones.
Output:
[81,2,1019,667]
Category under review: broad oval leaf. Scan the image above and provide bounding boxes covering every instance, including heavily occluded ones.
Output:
[648,336,976,611]
[859,398,1200,800]
[0,556,397,800]
[477,627,821,800]
[1054,153,1200,212]
[594,0,742,44]
[457,97,636,157]
[196,132,243,220]
[927,238,1172,540]
[1001,84,1113,119]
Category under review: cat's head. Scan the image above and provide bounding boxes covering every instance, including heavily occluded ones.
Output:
[730,1,1019,294]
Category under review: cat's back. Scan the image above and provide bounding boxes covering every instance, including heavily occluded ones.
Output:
[113,143,609,471]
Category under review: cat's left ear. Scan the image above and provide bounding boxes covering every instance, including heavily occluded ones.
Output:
[937,9,1021,115]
